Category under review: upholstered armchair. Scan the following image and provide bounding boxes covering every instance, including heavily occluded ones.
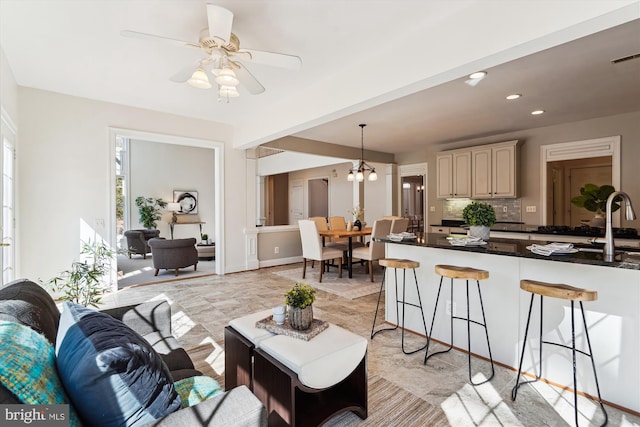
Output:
[124,229,160,259]
[148,238,198,276]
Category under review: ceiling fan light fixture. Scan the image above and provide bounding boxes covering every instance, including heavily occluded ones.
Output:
[214,68,240,86]
[188,68,212,89]
[218,85,240,98]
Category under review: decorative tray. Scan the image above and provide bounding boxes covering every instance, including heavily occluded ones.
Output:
[255,315,329,341]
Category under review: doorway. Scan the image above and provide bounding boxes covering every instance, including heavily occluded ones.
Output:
[401,175,425,232]
[308,178,329,219]
[542,136,619,226]
[548,156,612,226]
[110,128,225,282]
[266,173,289,226]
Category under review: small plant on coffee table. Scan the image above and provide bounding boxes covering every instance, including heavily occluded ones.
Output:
[285,282,316,330]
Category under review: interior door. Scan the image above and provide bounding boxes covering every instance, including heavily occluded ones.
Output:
[0,113,16,285]
[290,179,304,223]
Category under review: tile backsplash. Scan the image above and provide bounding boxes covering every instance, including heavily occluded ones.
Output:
[444,198,522,222]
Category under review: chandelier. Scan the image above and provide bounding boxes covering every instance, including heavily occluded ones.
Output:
[347,124,378,182]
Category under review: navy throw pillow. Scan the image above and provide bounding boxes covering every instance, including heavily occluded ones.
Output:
[55,302,181,427]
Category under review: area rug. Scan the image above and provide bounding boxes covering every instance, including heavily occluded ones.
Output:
[273,266,381,300]
[324,376,448,426]
[117,254,216,289]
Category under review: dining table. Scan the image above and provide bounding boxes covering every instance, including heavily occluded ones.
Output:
[318,227,372,278]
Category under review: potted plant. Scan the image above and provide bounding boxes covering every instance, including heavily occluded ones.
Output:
[43,239,118,307]
[201,233,209,245]
[462,201,496,241]
[135,196,167,229]
[570,183,620,227]
[284,282,316,330]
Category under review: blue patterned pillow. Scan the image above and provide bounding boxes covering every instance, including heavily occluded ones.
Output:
[174,376,223,407]
[56,303,181,427]
[0,320,81,427]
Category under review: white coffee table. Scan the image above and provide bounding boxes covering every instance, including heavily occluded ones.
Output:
[225,311,368,426]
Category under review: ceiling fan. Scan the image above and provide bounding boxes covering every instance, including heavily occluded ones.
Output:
[121,3,302,100]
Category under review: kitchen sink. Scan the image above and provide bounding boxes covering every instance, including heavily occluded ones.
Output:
[576,247,640,263]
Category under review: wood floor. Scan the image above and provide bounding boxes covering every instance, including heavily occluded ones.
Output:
[101,264,639,426]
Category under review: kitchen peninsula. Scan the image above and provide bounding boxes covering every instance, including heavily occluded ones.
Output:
[379,234,640,414]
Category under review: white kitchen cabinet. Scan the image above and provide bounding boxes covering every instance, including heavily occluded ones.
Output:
[436,150,471,199]
[472,140,519,198]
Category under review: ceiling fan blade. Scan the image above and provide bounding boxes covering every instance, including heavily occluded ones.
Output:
[120,30,200,49]
[169,61,201,83]
[237,48,302,70]
[206,4,233,44]
[234,63,265,95]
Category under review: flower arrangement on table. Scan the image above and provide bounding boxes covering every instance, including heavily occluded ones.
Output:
[348,205,365,222]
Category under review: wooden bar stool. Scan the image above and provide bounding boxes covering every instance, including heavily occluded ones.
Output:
[424,264,494,385]
[512,279,608,427]
[371,258,428,354]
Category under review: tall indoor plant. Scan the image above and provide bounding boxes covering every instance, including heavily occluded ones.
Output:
[462,201,496,241]
[284,282,316,330]
[43,239,117,307]
[135,196,167,229]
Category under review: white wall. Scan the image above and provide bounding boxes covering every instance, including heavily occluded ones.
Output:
[0,47,18,122]
[288,162,356,223]
[16,87,253,285]
[129,139,215,240]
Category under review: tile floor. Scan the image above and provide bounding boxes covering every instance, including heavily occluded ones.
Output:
[102,264,640,426]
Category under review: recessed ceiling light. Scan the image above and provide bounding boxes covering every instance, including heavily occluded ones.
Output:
[531,110,545,115]
[506,94,521,100]
[469,71,487,79]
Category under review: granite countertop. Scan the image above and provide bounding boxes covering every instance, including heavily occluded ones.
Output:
[433,222,640,239]
[377,234,640,270]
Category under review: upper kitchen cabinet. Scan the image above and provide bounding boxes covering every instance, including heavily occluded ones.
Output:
[472,140,521,198]
[436,150,471,199]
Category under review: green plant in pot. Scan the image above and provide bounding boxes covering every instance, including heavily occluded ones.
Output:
[285,282,316,330]
[570,183,620,227]
[135,196,167,229]
[462,201,496,241]
[42,239,118,308]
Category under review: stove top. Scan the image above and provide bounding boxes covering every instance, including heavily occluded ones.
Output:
[536,225,639,238]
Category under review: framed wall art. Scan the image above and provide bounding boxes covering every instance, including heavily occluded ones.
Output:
[174,190,198,214]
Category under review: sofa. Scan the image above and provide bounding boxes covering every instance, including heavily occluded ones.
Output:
[148,237,198,276]
[124,229,160,259]
[0,279,267,426]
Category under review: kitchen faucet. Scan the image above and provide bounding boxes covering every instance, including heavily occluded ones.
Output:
[602,191,636,262]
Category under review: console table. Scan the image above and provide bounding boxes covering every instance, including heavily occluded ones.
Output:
[168,221,205,239]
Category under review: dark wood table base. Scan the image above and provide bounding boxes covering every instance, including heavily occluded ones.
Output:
[253,348,367,427]
[225,325,368,426]
[224,325,255,391]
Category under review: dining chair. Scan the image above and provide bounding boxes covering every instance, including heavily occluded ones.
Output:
[352,219,392,282]
[309,216,328,232]
[390,217,410,234]
[309,216,345,268]
[329,216,364,248]
[298,220,343,282]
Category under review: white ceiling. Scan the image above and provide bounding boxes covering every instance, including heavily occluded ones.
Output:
[1,1,639,155]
